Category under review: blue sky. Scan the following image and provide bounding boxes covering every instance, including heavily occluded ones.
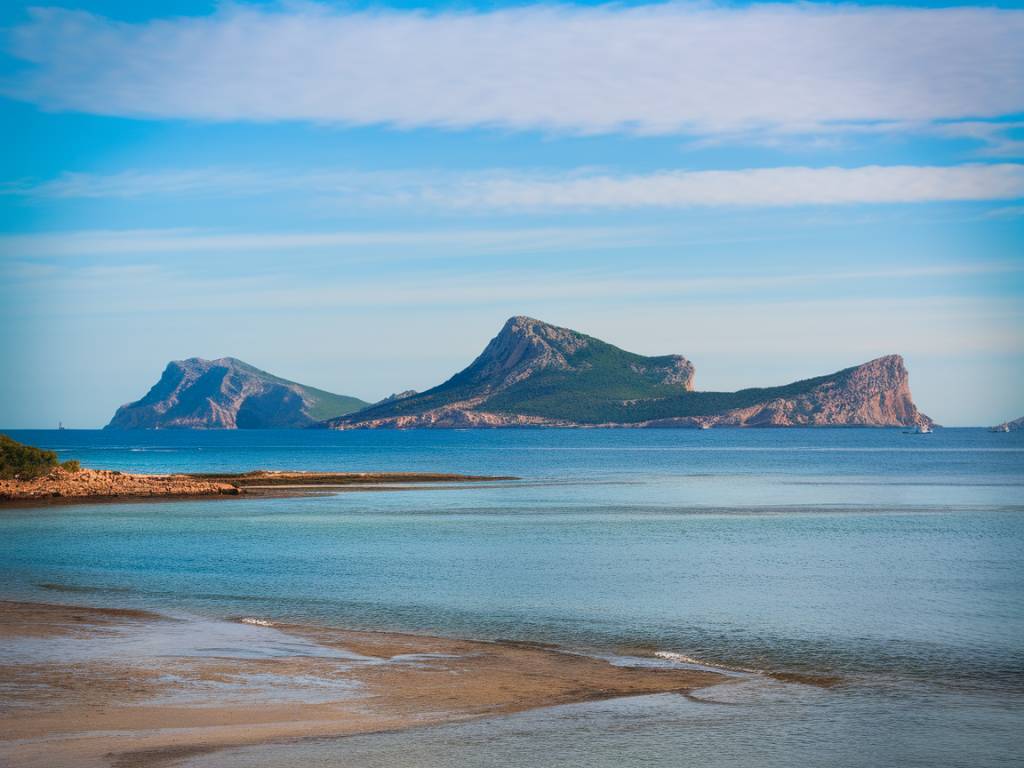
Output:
[1,0,1022,427]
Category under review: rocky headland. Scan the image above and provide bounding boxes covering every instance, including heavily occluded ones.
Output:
[106,357,369,430]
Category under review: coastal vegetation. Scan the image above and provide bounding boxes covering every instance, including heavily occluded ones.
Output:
[482,342,846,423]
[0,434,79,480]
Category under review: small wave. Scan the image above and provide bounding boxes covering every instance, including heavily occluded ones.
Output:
[654,650,760,674]
[240,617,275,627]
[654,651,841,688]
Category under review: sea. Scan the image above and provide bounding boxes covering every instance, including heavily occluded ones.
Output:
[1,427,1022,767]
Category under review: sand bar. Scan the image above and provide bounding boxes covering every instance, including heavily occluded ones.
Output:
[0,469,516,506]
[0,600,727,767]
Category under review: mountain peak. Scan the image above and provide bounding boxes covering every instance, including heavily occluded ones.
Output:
[467,316,592,391]
[324,316,698,427]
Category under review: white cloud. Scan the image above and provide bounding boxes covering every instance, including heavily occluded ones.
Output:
[5,4,1024,135]
[445,164,1024,209]
[6,163,1024,210]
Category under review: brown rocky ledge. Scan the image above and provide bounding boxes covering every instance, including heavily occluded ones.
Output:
[0,467,239,503]
[0,469,514,505]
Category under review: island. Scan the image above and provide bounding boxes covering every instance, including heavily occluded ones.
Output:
[107,316,934,431]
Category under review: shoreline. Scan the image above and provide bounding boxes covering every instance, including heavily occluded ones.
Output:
[0,469,517,507]
[0,600,729,767]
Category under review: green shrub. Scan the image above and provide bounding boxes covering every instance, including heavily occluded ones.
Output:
[61,459,81,473]
[0,434,64,480]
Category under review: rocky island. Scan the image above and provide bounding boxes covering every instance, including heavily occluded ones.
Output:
[325,316,933,429]
[107,316,933,430]
[106,357,369,429]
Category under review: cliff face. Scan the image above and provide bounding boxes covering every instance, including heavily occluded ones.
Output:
[325,317,930,430]
[643,355,931,428]
[106,358,369,429]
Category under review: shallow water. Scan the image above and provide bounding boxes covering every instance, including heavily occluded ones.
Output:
[2,428,1022,765]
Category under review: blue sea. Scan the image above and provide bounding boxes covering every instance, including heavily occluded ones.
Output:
[1,428,1023,767]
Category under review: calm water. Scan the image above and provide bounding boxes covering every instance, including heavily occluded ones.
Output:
[2,428,1023,766]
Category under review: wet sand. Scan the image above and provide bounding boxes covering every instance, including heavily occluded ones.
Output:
[0,601,727,767]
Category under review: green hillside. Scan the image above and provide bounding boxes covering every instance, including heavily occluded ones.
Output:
[348,330,692,423]
[224,359,369,420]
[485,368,847,424]
[300,385,371,421]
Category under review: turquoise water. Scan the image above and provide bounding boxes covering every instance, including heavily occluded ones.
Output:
[2,428,1023,766]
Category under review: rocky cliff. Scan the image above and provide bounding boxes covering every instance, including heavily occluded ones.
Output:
[641,355,931,428]
[324,317,930,429]
[106,358,369,429]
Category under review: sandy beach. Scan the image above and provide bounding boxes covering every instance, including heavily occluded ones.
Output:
[0,601,727,767]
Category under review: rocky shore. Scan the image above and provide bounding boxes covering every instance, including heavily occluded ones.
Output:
[0,467,239,502]
[0,468,514,505]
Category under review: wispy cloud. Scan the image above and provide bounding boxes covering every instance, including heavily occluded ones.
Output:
[0,168,440,200]
[7,163,1024,210]
[928,121,1024,158]
[5,4,1024,135]
[7,257,1020,315]
[0,225,648,258]
[982,205,1024,220]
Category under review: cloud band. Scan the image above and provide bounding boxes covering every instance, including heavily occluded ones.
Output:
[6,4,1024,134]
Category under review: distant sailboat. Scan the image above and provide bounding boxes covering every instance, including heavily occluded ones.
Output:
[58,421,66,431]
[904,422,933,434]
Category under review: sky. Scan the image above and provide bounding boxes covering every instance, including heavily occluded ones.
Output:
[0,0,1022,428]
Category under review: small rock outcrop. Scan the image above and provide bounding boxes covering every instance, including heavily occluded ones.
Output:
[991,416,1024,432]
[106,358,369,429]
[0,466,238,502]
[376,390,419,405]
